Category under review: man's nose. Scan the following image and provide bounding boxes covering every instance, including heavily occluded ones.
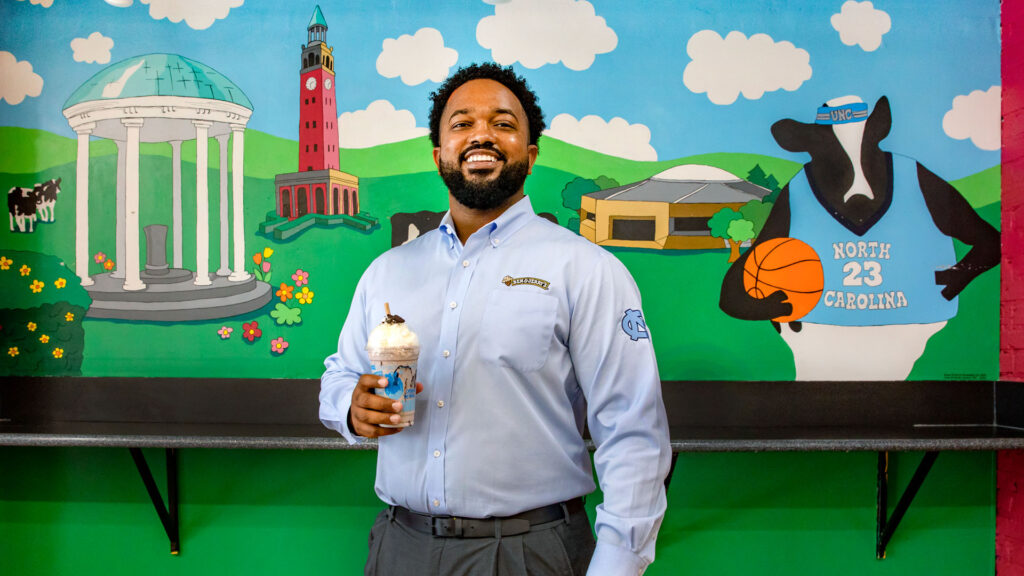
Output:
[468,122,496,145]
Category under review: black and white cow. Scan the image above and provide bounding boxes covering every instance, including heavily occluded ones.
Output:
[720,95,999,380]
[34,178,61,223]
[8,187,37,233]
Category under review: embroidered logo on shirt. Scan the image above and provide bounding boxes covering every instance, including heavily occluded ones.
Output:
[621,309,650,341]
[502,275,550,290]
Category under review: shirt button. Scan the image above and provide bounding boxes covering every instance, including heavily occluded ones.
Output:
[437,400,445,408]
[433,450,441,458]
[433,499,440,507]
[442,350,450,358]
[462,260,470,268]
[493,238,501,245]
[449,301,457,309]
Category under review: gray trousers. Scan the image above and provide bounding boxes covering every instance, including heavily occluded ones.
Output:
[364,506,596,576]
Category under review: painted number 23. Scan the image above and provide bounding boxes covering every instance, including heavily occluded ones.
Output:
[842,260,883,287]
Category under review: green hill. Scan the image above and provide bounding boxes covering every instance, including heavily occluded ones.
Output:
[0,126,997,211]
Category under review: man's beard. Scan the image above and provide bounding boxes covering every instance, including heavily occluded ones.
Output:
[439,153,530,211]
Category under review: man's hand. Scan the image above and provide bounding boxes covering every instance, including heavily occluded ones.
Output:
[349,374,423,438]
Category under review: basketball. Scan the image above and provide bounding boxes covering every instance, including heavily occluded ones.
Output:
[742,237,824,323]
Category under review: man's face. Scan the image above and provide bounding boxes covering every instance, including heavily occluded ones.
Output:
[433,79,538,211]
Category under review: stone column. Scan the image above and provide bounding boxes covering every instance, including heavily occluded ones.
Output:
[121,118,146,291]
[170,140,183,269]
[228,124,250,281]
[216,133,231,276]
[74,123,96,287]
[193,120,213,286]
[113,139,126,279]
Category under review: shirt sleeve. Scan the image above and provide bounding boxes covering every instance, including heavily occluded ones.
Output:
[319,269,373,445]
[568,252,671,576]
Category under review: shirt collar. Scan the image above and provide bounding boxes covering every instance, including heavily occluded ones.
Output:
[438,195,535,250]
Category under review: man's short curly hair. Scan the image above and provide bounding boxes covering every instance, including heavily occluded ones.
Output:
[428,62,545,148]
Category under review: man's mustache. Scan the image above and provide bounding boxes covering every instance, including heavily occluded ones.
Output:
[460,143,506,162]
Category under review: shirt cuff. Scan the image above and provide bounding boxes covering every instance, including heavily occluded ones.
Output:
[587,540,649,576]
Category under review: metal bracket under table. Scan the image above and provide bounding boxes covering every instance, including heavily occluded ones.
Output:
[876,450,939,559]
[129,447,180,555]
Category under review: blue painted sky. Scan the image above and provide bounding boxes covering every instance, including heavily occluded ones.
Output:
[0,0,1001,179]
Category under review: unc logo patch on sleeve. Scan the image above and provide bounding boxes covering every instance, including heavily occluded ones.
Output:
[621,309,650,341]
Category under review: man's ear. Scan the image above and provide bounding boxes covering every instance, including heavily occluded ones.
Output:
[770,118,814,153]
[433,148,441,172]
[527,144,538,175]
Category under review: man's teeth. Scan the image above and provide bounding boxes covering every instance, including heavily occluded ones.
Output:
[465,154,497,163]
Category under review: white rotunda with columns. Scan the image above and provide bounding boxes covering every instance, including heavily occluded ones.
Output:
[62,53,271,321]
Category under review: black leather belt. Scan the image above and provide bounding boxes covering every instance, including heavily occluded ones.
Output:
[391,497,584,538]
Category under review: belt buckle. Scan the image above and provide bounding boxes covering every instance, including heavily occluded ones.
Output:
[431,517,460,538]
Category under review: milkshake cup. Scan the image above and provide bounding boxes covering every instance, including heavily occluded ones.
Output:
[366,304,419,428]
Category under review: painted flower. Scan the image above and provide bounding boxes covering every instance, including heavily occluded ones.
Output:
[19,264,31,276]
[292,269,309,286]
[53,348,64,359]
[55,278,67,289]
[39,334,50,344]
[253,252,263,266]
[94,252,107,263]
[0,256,12,270]
[263,247,274,259]
[8,347,18,357]
[27,322,37,332]
[276,283,294,302]
[218,326,233,339]
[65,312,74,322]
[30,279,44,293]
[103,259,115,271]
[271,337,289,354]
[242,321,262,342]
[296,286,314,304]
[262,261,271,273]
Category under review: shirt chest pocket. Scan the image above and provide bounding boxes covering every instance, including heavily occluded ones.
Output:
[478,289,558,373]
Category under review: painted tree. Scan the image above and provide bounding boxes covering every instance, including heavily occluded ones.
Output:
[708,207,748,262]
[739,199,773,237]
[561,176,619,233]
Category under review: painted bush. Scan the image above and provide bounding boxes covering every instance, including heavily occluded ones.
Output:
[0,250,91,376]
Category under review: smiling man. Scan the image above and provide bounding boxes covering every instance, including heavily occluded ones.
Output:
[320,63,671,576]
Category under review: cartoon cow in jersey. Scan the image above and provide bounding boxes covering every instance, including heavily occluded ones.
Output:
[720,96,1000,380]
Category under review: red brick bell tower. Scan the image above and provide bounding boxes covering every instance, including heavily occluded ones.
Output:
[299,5,339,172]
[274,5,359,221]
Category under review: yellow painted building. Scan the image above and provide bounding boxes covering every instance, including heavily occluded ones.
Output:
[580,164,771,250]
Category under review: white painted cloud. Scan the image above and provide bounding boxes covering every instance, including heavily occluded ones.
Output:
[376,28,458,86]
[15,0,54,8]
[71,32,114,64]
[477,0,617,71]
[338,100,429,149]
[0,52,43,105]
[545,113,657,161]
[683,30,811,105]
[943,86,1001,151]
[831,1,891,52]
[482,0,511,4]
[105,0,133,7]
[140,0,242,31]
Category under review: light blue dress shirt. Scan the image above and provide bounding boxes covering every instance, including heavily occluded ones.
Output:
[321,196,671,575]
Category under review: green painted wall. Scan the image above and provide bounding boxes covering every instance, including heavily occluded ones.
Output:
[0,447,995,575]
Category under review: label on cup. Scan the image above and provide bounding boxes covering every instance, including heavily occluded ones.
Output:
[371,360,417,427]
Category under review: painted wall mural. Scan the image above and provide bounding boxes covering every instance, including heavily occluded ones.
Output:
[0,0,1001,382]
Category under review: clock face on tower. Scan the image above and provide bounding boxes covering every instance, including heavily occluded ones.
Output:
[325,78,332,90]
[305,76,317,91]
